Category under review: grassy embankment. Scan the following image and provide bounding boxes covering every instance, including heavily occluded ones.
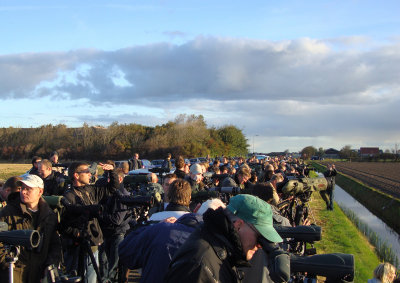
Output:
[308,190,380,282]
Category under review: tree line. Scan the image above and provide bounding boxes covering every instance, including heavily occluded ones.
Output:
[0,114,249,162]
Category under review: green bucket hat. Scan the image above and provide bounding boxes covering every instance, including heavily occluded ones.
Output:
[227,194,283,243]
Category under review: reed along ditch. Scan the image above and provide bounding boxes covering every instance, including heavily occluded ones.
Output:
[334,184,400,261]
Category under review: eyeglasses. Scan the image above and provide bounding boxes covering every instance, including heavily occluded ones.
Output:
[76,169,91,174]
[245,222,262,240]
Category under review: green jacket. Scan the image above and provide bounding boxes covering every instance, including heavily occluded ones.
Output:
[0,192,61,283]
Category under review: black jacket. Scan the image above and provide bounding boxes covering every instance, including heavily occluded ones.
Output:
[99,185,131,237]
[323,168,337,189]
[174,169,187,179]
[165,207,248,283]
[43,171,64,196]
[128,158,143,171]
[60,169,119,246]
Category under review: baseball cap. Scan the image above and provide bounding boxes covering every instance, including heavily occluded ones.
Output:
[227,194,282,243]
[190,163,202,174]
[19,174,44,189]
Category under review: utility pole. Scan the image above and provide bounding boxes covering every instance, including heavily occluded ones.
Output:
[253,135,259,154]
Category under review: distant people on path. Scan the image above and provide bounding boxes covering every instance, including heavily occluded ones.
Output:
[321,164,337,210]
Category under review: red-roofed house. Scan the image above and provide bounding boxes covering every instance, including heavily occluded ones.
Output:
[360,147,380,157]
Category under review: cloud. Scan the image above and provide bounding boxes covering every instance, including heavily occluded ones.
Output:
[1,36,399,151]
[1,36,399,107]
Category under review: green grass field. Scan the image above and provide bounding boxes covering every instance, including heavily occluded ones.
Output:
[0,163,31,181]
[308,192,380,282]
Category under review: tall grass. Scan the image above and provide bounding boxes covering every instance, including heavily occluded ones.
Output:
[339,205,399,268]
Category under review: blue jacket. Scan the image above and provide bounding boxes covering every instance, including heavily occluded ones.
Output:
[119,213,202,283]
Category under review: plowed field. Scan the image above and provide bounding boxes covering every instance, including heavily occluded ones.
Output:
[320,161,400,199]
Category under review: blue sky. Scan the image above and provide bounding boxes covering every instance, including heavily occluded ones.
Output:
[1,0,399,153]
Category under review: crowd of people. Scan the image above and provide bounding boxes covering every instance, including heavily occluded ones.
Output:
[0,152,397,283]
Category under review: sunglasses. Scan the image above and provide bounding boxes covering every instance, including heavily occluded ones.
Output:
[245,222,262,242]
[76,169,91,174]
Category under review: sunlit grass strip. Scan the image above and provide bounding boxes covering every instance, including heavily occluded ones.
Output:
[309,192,380,283]
[339,204,399,268]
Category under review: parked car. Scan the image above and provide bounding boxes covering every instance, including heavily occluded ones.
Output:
[198,157,207,163]
[115,159,151,169]
[189,158,199,165]
[150,159,164,169]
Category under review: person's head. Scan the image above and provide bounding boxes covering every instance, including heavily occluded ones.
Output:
[31,156,42,168]
[148,173,158,184]
[49,151,59,164]
[265,164,274,172]
[190,163,203,184]
[249,171,258,184]
[278,164,286,172]
[167,179,191,207]
[201,163,208,173]
[270,173,284,188]
[227,195,282,261]
[237,167,251,184]
[38,159,53,179]
[220,166,228,174]
[228,167,236,176]
[197,198,226,215]
[116,168,125,184]
[162,174,177,202]
[133,153,139,159]
[120,161,129,175]
[211,165,221,174]
[19,175,44,209]
[176,156,185,170]
[373,262,396,283]
[68,162,91,186]
[166,153,171,160]
[0,176,22,200]
[184,163,190,174]
[252,182,275,204]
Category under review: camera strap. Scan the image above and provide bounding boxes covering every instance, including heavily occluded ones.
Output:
[73,189,94,205]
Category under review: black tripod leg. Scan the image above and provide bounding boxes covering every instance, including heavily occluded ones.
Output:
[85,244,102,283]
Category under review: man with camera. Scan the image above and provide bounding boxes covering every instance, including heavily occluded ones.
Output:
[165,194,282,283]
[0,174,61,283]
[60,161,119,283]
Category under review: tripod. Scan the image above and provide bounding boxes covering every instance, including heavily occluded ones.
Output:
[65,220,102,283]
[5,245,20,283]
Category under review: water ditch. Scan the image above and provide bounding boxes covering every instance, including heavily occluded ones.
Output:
[333,183,400,261]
